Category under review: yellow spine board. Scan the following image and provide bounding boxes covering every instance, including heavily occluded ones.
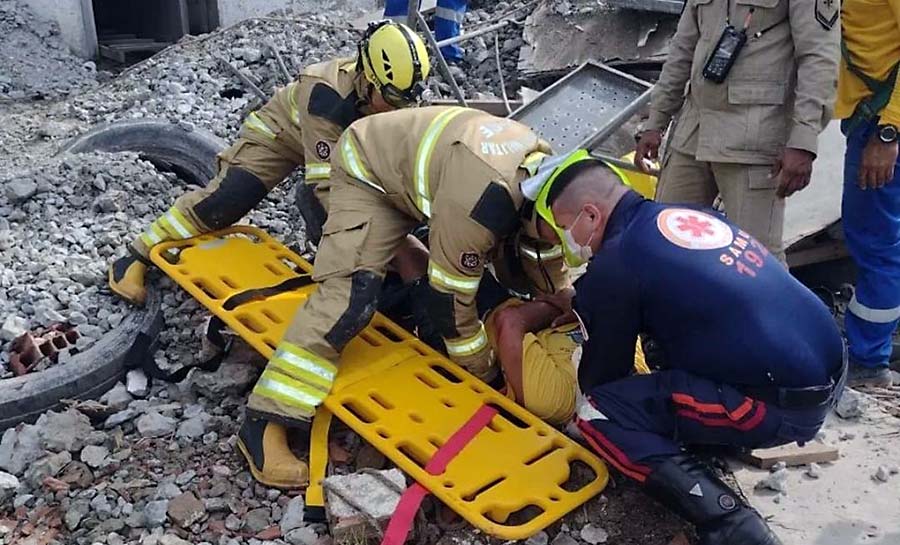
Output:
[151,226,608,540]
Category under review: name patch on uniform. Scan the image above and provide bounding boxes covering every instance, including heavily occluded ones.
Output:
[315,140,331,160]
[459,251,481,271]
[815,0,839,30]
[656,209,734,250]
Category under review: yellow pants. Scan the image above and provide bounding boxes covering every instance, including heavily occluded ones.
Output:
[486,303,649,426]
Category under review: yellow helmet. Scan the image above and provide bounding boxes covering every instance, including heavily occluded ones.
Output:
[358,20,431,107]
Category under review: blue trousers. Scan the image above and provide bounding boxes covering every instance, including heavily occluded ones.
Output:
[577,370,834,482]
[842,120,900,369]
[384,0,467,61]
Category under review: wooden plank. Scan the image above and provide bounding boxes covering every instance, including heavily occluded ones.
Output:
[739,442,839,469]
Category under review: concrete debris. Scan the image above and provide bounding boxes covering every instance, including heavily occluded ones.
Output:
[144,499,170,528]
[325,468,405,542]
[127,369,151,398]
[101,381,134,411]
[0,423,43,475]
[80,444,110,468]
[0,315,28,342]
[0,1,99,99]
[874,465,891,483]
[136,411,177,438]
[0,470,19,503]
[805,462,821,479]
[835,388,865,419]
[550,533,580,545]
[35,409,95,452]
[281,495,306,533]
[755,463,790,495]
[525,530,550,545]
[167,491,207,527]
[580,524,610,544]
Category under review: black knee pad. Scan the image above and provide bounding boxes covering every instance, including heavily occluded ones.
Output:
[194,167,269,229]
[325,271,382,351]
[295,182,328,246]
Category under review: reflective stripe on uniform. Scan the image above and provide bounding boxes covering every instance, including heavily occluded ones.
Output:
[519,243,563,261]
[521,151,548,176]
[445,325,489,357]
[245,112,277,140]
[159,207,199,240]
[306,162,331,180]
[414,107,467,217]
[435,6,466,23]
[268,342,337,392]
[288,83,301,126]
[253,369,326,413]
[139,221,167,248]
[341,134,384,193]
[848,294,900,324]
[428,260,481,295]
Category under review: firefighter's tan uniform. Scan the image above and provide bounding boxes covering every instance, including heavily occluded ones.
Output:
[484,299,650,426]
[130,58,366,262]
[646,0,840,260]
[248,106,568,426]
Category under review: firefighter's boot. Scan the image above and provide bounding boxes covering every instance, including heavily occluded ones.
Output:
[644,454,783,545]
[237,416,309,489]
[108,254,148,306]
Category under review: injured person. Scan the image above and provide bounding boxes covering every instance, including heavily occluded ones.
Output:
[485,296,649,427]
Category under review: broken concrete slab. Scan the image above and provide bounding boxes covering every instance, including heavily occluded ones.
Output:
[732,393,900,545]
[517,2,676,77]
[603,0,685,14]
[325,469,405,543]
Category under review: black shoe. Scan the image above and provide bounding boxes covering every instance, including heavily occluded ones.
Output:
[644,454,782,545]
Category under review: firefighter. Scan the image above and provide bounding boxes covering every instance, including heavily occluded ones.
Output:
[245,105,569,445]
[524,150,845,545]
[107,21,431,489]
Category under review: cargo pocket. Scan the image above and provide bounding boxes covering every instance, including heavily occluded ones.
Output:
[727,82,787,153]
[747,165,777,190]
[312,212,371,281]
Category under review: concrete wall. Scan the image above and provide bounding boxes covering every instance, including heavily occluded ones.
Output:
[23,0,97,58]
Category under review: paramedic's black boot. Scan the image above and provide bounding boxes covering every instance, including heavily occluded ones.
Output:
[108,254,148,306]
[237,416,309,489]
[644,454,782,545]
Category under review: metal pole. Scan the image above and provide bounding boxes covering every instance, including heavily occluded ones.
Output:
[406,0,418,28]
[590,152,660,177]
[414,11,468,107]
[582,87,653,150]
[493,34,512,115]
[435,20,510,49]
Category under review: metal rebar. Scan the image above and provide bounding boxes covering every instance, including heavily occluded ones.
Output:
[214,54,269,102]
[590,151,661,177]
[263,38,293,84]
[414,11,467,107]
[493,34,512,115]
[407,0,419,28]
[434,19,511,48]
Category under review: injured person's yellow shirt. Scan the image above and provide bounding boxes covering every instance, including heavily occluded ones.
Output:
[835,0,900,126]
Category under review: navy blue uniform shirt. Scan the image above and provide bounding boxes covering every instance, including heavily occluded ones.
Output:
[573,191,844,393]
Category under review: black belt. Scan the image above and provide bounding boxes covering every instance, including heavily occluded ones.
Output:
[741,352,848,411]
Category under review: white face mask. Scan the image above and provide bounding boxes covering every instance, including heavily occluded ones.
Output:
[561,210,595,267]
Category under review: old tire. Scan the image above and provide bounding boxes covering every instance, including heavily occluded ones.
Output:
[59,119,227,185]
[0,290,163,431]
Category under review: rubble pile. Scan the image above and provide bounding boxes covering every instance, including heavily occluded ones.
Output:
[0,0,100,100]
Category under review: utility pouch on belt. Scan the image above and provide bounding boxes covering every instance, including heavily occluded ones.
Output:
[843,41,900,132]
[702,25,747,84]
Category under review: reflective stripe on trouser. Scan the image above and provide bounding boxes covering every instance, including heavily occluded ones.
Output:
[135,206,199,257]
[305,162,331,181]
[576,369,826,482]
[445,324,488,358]
[842,119,900,368]
[435,0,466,60]
[248,341,335,423]
[130,88,303,260]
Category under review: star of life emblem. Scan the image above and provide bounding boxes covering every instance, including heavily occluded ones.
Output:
[656,208,734,250]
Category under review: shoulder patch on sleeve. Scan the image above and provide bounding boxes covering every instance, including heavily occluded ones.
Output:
[815,0,839,30]
[469,181,519,238]
[307,83,362,129]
